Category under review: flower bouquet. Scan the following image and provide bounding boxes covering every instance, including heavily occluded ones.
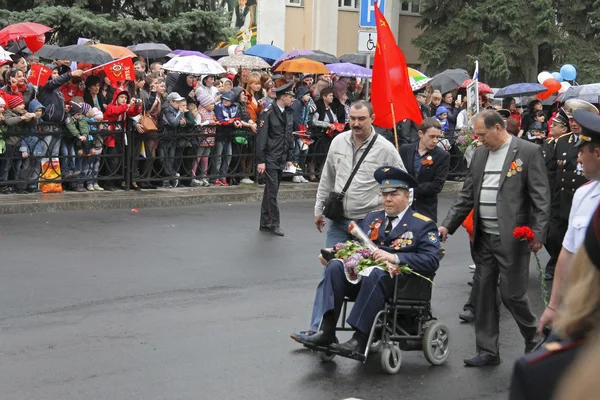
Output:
[330,221,433,285]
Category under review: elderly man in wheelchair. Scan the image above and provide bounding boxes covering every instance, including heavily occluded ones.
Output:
[294,166,447,372]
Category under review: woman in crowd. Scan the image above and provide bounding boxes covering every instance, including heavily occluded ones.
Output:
[2,68,35,109]
[308,87,338,182]
[429,90,442,116]
[519,98,543,138]
[83,75,107,113]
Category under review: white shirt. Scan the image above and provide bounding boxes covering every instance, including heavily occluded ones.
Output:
[562,180,600,253]
[389,207,410,265]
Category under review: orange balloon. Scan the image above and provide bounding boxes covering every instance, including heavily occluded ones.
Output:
[543,78,562,93]
[537,90,552,100]
[24,34,45,53]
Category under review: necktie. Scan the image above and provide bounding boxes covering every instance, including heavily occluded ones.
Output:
[385,216,397,235]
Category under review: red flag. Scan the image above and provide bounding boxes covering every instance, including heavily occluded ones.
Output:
[28,63,53,87]
[103,57,135,83]
[372,2,423,129]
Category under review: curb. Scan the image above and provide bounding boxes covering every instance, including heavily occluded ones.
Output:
[0,181,463,215]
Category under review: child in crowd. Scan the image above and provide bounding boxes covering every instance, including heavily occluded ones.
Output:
[527,110,548,144]
[190,95,217,187]
[18,100,46,193]
[79,102,104,191]
[212,90,241,186]
[66,101,89,192]
[435,106,450,132]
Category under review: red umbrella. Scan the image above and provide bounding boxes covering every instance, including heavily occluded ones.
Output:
[461,79,493,94]
[0,22,52,47]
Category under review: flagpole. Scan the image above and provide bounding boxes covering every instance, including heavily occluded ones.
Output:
[82,56,134,74]
[390,103,399,150]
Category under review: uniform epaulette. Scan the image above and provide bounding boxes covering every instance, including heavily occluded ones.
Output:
[546,137,554,143]
[557,132,572,141]
[412,212,431,222]
[526,339,585,365]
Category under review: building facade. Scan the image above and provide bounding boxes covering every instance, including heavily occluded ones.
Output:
[255,0,424,70]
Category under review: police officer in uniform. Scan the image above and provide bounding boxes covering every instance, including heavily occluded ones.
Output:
[256,82,295,236]
[296,167,440,354]
[544,99,599,279]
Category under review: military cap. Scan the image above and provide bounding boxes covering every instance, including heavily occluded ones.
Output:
[497,109,511,119]
[574,109,600,147]
[274,81,295,97]
[374,166,419,193]
[564,99,599,118]
[584,203,600,270]
[552,108,570,126]
[414,88,427,97]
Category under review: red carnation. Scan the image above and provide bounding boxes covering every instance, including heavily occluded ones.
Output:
[513,226,535,242]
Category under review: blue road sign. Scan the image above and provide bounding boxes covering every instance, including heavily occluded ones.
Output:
[359,0,385,28]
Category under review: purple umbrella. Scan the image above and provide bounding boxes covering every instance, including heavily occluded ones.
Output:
[327,63,372,78]
[167,49,212,59]
[272,49,313,69]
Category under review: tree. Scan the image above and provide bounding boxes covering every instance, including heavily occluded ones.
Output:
[0,1,233,52]
[413,0,557,86]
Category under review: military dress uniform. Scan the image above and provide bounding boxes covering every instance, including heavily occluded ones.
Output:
[545,101,599,277]
[296,167,441,354]
[256,82,295,236]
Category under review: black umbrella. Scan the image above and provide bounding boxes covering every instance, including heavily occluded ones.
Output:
[205,48,230,60]
[5,40,31,55]
[127,43,172,60]
[339,53,369,67]
[302,50,340,64]
[35,44,60,60]
[429,68,471,94]
[38,44,114,65]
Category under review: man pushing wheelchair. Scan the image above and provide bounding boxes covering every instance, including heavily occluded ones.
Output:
[292,166,442,360]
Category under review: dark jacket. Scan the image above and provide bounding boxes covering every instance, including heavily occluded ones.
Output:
[160,101,185,132]
[38,71,73,123]
[292,86,311,131]
[400,142,450,222]
[256,104,294,170]
[84,88,107,113]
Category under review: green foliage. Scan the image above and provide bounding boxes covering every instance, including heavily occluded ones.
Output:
[0,2,232,52]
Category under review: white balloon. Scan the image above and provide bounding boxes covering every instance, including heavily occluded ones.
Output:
[558,81,571,94]
[537,71,553,84]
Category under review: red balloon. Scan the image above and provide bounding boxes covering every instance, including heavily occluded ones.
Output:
[537,90,552,100]
[543,78,562,93]
[24,34,45,53]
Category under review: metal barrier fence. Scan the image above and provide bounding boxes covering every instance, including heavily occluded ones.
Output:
[0,123,468,192]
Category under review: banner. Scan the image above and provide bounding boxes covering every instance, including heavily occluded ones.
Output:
[103,57,135,83]
[28,63,53,87]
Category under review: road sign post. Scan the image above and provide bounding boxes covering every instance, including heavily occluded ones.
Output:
[359,0,385,28]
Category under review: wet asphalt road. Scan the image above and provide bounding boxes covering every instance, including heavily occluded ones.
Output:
[0,195,548,400]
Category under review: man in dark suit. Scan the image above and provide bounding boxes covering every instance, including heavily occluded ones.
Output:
[400,118,450,222]
[439,110,550,367]
[295,166,440,355]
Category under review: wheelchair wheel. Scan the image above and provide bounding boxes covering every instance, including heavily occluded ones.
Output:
[380,344,402,374]
[317,337,338,362]
[422,321,450,365]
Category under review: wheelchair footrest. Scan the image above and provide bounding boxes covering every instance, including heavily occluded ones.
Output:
[304,342,367,362]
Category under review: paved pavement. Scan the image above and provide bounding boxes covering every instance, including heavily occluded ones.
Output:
[0,195,548,400]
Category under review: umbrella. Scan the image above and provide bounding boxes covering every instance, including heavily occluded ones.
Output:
[428,68,471,94]
[244,44,284,64]
[339,53,369,67]
[218,54,270,69]
[561,84,600,104]
[461,79,493,94]
[0,48,13,61]
[494,83,548,98]
[36,44,113,65]
[0,22,52,47]
[272,49,313,69]
[91,43,136,59]
[127,43,172,60]
[302,50,339,64]
[161,55,226,75]
[410,77,432,92]
[274,58,329,74]
[326,62,371,78]
[408,67,428,81]
[167,49,212,59]
[205,48,231,60]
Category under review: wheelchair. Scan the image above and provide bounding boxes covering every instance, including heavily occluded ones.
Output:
[306,273,451,374]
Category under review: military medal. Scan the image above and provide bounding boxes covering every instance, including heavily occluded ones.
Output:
[515,159,523,172]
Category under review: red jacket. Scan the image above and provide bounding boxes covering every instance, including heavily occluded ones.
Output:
[103,88,141,147]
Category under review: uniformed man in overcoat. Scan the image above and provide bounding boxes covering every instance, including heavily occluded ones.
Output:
[544,99,598,279]
[256,82,295,236]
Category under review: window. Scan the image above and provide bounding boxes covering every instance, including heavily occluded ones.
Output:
[400,0,421,15]
[287,0,303,5]
[338,0,360,9]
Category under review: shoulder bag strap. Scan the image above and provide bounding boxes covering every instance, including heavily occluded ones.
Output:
[340,133,378,197]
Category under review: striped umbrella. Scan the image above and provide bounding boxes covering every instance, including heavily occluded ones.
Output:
[408,67,428,81]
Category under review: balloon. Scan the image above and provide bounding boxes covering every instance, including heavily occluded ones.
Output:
[537,90,552,100]
[558,81,571,94]
[551,72,563,82]
[537,71,552,84]
[560,64,577,81]
[24,34,45,53]
[543,78,562,93]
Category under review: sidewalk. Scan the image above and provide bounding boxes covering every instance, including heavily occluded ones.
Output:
[0,181,464,215]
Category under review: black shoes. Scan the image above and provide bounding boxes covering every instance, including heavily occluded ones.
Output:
[463,353,501,367]
[459,309,475,323]
[259,226,284,236]
[330,337,366,355]
[296,331,335,348]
